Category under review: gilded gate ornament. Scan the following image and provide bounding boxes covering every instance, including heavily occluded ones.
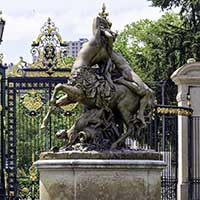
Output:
[20,90,44,117]
[156,106,193,116]
[0,53,3,64]
[30,17,69,72]
[29,164,38,182]
[8,18,72,77]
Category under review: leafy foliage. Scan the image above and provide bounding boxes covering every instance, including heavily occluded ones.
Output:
[63,56,75,66]
[114,12,182,82]
[114,9,200,104]
[148,0,200,59]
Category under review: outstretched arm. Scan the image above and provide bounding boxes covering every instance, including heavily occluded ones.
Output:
[111,51,144,84]
[92,16,116,47]
[92,17,102,44]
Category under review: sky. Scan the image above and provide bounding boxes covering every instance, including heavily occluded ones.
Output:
[0,0,165,64]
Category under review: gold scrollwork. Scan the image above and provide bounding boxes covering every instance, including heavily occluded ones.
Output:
[8,18,73,77]
[8,57,26,77]
[9,191,14,197]
[61,102,78,112]
[29,164,38,182]
[21,90,44,113]
[156,106,193,116]
[0,53,3,64]
[21,187,29,196]
[29,153,38,182]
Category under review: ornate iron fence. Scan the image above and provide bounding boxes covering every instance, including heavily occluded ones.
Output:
[0,63,6,200]
[124,104,192,200]
[148,105,192,200]
[6,77,83,199]
[1,78,193,200]
[188,116,200,200]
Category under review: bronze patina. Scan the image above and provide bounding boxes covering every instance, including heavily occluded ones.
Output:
[41,5,155,151]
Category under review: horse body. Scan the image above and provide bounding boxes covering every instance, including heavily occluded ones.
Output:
[43,73,139,119]
[51,80,140,127]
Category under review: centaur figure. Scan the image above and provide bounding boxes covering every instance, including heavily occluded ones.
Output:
[41,5,155,149]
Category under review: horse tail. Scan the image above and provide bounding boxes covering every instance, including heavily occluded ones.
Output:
[145,88,157,120]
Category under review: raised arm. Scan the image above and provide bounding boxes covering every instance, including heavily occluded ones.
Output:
[92,16,102,44]
[111,51,144,85]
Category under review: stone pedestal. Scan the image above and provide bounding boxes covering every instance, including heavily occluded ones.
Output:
[34,151,165,200]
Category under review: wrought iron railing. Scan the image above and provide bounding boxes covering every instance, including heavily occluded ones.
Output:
[188,116,200,200]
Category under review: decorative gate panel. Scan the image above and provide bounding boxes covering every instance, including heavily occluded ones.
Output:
[4,18,82,199]
[6,77,82,199]
[6,77,74,199]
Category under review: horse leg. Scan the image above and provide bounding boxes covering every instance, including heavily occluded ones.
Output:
[51,83,84,104]
[40,105,57,130]
[111,103,133,149]
[42,84,81,130]
[50,83,64,104]
[137,88,154,127]
[55,94,76,107]
[54,95,77,139]
[137,98,147,126]
[42,95,75,131]
[58,84,84,101]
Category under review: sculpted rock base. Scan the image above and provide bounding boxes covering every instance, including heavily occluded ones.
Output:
[35,151,165,200]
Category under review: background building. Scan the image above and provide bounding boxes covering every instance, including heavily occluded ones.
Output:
[67,38,88,57]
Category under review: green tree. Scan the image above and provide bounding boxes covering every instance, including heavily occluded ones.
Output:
[63,56,75,66]
[148,0,200,60]
[148,0,200,26]
[114,12,182,82]
[114,12,185,104]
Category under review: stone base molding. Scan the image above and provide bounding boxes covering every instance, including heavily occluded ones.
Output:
[35,151,165,200]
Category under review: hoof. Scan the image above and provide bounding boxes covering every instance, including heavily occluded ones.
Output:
[136,115,146,128]
[56,129,67,139]
[111,142,118,150]
[50,99,56,105]
[40,124,47,131]
[50,146,59,152]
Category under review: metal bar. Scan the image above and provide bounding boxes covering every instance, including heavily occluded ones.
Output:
[175,115,178,199]
[188,115,193,200]
[0,64,6,199]
[49,82,52,150]
[7,80,18,199]
[161,81,166,152]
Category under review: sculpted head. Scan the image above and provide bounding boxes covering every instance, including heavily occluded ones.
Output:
[92,15,112,35]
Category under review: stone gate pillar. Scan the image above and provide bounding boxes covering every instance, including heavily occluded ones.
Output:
[171,60,200,200]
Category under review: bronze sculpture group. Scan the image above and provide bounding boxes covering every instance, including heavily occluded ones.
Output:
[41,5,155,151]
